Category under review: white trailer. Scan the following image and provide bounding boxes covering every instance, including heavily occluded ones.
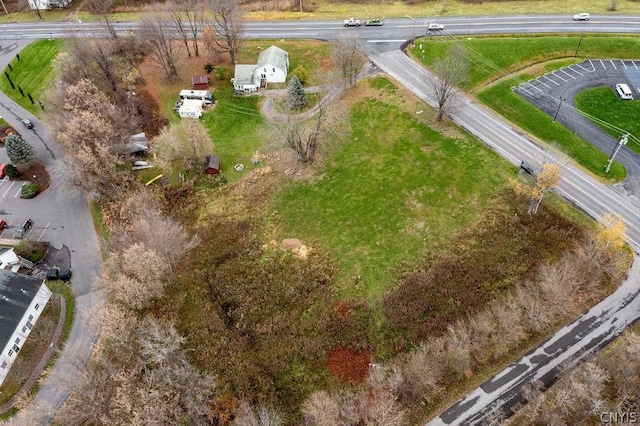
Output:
[178,99,204,119]
[179,89,215,105]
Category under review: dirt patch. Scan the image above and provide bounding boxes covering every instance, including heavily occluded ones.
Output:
[326,347,371,384]
[20,162,51,191]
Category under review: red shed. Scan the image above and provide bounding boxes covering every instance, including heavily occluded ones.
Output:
[192,75,210,90]
[204,154,220,175]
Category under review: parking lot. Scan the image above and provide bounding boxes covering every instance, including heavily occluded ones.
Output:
[514,59,640,201]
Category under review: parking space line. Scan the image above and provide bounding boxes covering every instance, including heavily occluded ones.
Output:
[633,61,638,70]
[600,59,606,69]
[569,65,584,76]
[523,80,545,93]
[610,60,617,70]
[2,181,15,198]
[541,75,560,86]
[531,78,550,89]
[621,60,627,70]
[37,222,49,242]
[559,69,576,79]
[551,71,567,82]
[14,183,24,198]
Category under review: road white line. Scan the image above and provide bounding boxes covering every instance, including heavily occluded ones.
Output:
[551,71,567,82]
[568,65,584,76]
[532,78,551,89]
[541,74,560,86]
[37,222,49,242]
[610,59,617,70]
[600,59,606,69]
[621,60,627,70]
[558,68,576,79]
[14,183,24,198]
[367,40,407,43]
[2,181,15,198]
[634,61,638,70]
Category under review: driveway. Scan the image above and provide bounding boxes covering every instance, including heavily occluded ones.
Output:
[0,40,103,423]
[514,59,640,203]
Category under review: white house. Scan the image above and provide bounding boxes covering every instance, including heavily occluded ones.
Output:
[178,99,204,119]
[0,270,52,387]
[233,46,289,93]
[233,65,260,94]
[0,248,26,273]
[28,0,72,10]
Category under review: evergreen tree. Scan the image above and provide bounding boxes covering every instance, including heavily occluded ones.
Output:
[6,134,37,168]
[287,76,308,112]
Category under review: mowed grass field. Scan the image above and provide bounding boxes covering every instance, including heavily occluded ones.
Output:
[272,76,513,299]
[411,36,632,182]
[0,39,64,115]
[575,87,640,156]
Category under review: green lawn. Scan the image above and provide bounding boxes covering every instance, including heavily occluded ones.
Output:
[201,85,266,183]
[410,36,632,181]
[0,39,64,115]
[411,36,640,91]
[575,87,640,156]
[272,77,513,299]
[477,77,626,182]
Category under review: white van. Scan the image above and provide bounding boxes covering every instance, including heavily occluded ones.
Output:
[615,84,633,100]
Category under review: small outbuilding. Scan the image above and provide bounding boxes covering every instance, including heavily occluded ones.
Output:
[125,132,149,155]
[192,75,210,90]
[204,155,220,175]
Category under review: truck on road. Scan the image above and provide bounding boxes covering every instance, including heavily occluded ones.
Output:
[344,18,361,27]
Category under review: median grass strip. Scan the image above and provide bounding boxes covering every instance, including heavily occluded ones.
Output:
[0,39,64,115]
[575,87,640,156]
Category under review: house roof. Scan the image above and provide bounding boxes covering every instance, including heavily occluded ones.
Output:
[257,45,288,71]
[234,65,258,85]
[192,75,209,85]
[0,270,46,351]
[125,132,148,154]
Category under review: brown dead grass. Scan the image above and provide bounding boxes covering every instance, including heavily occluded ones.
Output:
[326,347,371,384]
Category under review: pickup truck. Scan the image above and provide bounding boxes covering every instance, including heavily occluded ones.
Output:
[344,18,361,27]
[365,18,383,26]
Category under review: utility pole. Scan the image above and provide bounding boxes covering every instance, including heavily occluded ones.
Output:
[406,15,416,48]
[605,133,629,173]
[574,35,585,58]
[0,0,7,15]
[552,97,565,123]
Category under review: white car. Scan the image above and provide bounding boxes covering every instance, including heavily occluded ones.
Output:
[427,22,445,31]
[573,13,590,21]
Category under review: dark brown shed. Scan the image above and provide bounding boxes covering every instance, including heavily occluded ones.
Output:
[204,155,220,175]
[192,75,210,90]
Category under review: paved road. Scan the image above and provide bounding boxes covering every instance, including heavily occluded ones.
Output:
[0,40,103,423]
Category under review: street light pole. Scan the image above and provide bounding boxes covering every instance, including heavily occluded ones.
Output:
[605,133,629,174]
[552,97,565,122]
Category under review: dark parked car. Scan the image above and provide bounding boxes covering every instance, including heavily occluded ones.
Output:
[46,268,59,280]
[14,218,33,239]
[59,268,72,281]
[22,119,34,129]
[0,220,6,231]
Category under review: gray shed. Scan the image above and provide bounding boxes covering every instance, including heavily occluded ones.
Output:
[204,155,220,175]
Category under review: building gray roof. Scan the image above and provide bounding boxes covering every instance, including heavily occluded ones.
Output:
[257,45,288,71]
[0,270,46,351]
[234,64,258,85]
[125,132,148,154]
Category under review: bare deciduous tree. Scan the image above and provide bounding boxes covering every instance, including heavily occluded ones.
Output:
[203,0,243,64]
[331,33,364,88]
[426,44,468,122]
[84,0,119,41]
[356,386,406,426]
[153,119,213,170]
[139,12,181,81]
[281,106,328,163]
[302,390,342,425]
[233,401,284,426]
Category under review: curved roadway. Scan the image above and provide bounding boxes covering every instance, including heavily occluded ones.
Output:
[2,14,640,424]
